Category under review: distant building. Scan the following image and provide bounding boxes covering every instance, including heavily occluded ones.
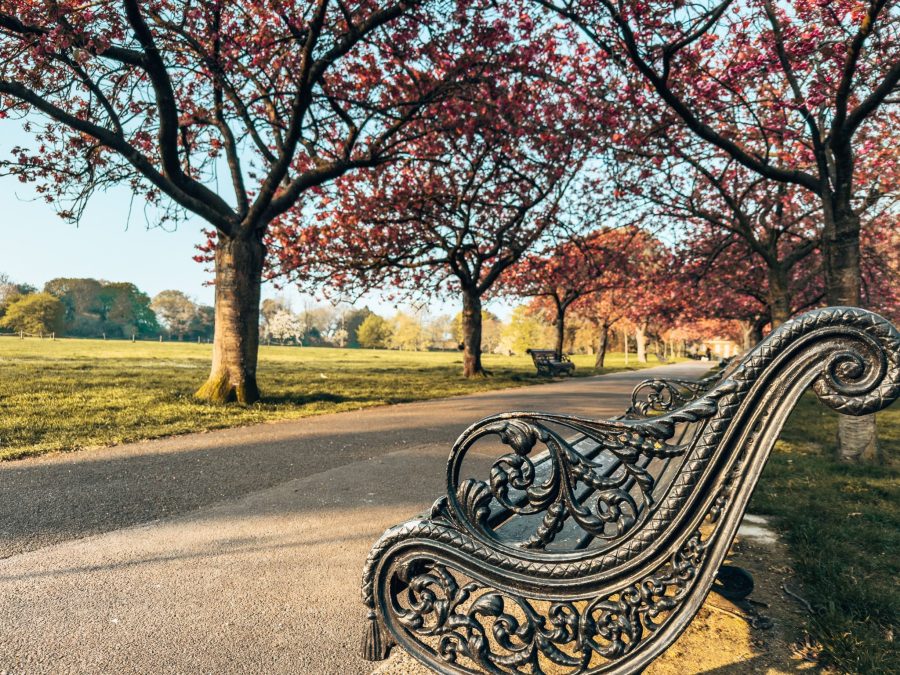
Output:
[702,338,741,359]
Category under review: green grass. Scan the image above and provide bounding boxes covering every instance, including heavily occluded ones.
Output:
[0,336,661,460]
[751,395,899,674]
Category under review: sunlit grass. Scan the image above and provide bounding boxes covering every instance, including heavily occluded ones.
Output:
[0,336,661,460]
[751,395,899,674]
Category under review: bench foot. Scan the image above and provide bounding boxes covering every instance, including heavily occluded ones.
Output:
[362,610,393,661]
[712,565,754,601]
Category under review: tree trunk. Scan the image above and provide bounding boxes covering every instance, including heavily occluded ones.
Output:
[824,198,878,462]
[749,319,766,347]
[823,200,862,307]
[594,320,609,369]
[195,234,264,404]
[738,321,753,351]
[554,301,566,361]
[767,265,792,328]
[635,323,647,363]
[622,327,629,366]
[461,291,486,377]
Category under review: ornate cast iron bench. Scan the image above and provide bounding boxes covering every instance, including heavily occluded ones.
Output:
[361,307,899,674]
[528,349,576,377]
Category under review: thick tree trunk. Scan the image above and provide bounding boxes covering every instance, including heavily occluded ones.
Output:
[824,198,878,462]
[824,201,863,307]
[635,323,647,363]
[195,234,264,404]
[767,266,792,328]
[461,291,485,378]
[594,321,609,369]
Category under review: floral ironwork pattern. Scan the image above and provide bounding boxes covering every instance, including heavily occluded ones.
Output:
[627,377,714,417]
[390,531,707,674]
[448,416,696,549]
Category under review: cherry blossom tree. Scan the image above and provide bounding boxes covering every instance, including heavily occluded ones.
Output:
[541,0,900,460]
[681,233,782,345]
[610,136,825,328]
[503,227,643,360]
[671,209,827,341]
[0,0,493,402]
[272,60,597,377]
[617,233,680,364]
[570,290,624,368]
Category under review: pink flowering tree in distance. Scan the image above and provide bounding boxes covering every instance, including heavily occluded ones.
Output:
[502,226,655,361]
[539,0,900,460]
[270,45,602,377]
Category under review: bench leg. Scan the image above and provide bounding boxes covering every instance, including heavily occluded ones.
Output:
[362,610,394,661]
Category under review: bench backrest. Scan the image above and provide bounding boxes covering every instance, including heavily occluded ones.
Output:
[439,308,898,564]
[528,349,571,364]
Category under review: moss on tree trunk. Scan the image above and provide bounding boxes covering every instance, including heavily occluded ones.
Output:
[195,234,264,404]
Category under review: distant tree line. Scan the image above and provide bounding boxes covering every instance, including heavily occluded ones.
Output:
[1,274,505,351]
[0,271,754,364]
[0,274,214,340]
[259,301,460,352]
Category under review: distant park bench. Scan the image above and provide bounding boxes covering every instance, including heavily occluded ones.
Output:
[361,307,900,674]
[526,348,575,376]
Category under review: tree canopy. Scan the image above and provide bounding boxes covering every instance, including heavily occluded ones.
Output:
[0,292,65,334]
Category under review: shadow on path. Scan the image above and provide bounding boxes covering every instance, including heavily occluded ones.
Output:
[0,363,708,559]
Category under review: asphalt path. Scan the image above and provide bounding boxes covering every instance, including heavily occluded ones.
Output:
[0,362,709,673]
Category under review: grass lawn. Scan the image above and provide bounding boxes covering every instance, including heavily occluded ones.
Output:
[751,395,899,674]
[0,336,663,460]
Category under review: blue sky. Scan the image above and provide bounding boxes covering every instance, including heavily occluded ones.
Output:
[0,121,512,320]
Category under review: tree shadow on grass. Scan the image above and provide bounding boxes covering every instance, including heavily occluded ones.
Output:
[262,391,359,406]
